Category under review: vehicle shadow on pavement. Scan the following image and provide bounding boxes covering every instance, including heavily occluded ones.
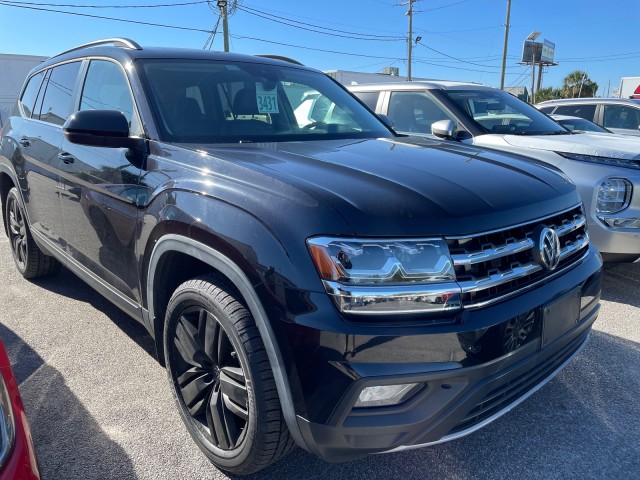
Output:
[602,263,640,308]
[30,265,157,360]
[243,330,639,480]
[0,324,139,480]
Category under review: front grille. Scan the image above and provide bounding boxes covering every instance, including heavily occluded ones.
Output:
[447,205,588,307]
[450,328,588,434]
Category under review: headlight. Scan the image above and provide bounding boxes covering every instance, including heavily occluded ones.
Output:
[307,237,461,315]
[556,151,640,170]
[596,178,632,214]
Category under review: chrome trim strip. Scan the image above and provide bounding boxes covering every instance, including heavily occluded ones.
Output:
[452,239,534,266]
[451,215,585,267]
[555,215,586,236]
[559,233,589,261]
[464,248,591,309]
[322,280,462,315]
[445,203,582,240]
[457,263,542,294]
[382,333,590,454]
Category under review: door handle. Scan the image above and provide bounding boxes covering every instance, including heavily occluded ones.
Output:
[19,138,31,147]
[58,152,75,164]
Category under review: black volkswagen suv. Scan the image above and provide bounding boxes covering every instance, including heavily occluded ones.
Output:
[0,39,601,474]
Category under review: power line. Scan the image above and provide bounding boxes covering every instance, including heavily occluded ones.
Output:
[421,0,472,12]
[236,4,404,41]
[0,1,211,32]
[230,34,403,61]
[416,41,507,69]
[0,0,206,7]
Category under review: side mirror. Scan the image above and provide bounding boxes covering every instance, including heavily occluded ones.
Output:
[63,110,145,151]
[378,114,394,129]
[431,119,457,140]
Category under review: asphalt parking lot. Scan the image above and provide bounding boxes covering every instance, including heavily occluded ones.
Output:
[1,236,638,480]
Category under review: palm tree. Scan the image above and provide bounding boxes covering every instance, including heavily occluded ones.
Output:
[562,70,598,98]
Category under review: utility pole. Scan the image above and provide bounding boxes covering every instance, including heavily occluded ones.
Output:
[218,0,230,52]
[499,0,512,89]
[398,0,419,81]
[407,0,414,81]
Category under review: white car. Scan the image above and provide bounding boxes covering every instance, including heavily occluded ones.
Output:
[349,82,640,262]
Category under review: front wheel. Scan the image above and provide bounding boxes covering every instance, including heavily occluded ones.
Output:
[5,187,60,279]
[164,274,293,475]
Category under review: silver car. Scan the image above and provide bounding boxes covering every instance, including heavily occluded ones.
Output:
[349,82,640,262]
[537,98,640,137]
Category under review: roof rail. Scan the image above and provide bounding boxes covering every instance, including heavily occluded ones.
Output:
[254,54,304,66]
[52,38,142,59]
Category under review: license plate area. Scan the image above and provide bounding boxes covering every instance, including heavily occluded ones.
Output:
[542,287,582,347]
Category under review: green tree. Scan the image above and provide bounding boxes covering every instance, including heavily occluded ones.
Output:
[561,70,598,98]
[535,87,563,102]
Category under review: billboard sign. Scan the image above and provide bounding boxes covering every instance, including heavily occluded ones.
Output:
[541,40,555,63]
[521,41,542,64]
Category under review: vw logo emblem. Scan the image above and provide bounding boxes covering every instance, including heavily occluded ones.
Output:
[533,226,561,271]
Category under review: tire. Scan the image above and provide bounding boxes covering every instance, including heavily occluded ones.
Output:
[5,187,61,279]
[164,274,294,475]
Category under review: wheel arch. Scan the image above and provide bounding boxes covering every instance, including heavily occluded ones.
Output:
[0,168,18,236]
[145,234,309,452]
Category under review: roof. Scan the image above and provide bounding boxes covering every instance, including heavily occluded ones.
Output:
[537,97,640,106]
[34,38,314,75]
[347,80,485,91]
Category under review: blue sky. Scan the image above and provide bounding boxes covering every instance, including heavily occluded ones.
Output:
[0,0,637,96]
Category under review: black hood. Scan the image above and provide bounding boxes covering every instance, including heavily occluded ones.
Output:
[180,138,579,237]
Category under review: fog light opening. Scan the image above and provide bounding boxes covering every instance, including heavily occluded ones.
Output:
[597,216,640,229]
[354,383,422,408]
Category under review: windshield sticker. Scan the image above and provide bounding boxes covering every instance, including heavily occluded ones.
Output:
[256,83,279,114]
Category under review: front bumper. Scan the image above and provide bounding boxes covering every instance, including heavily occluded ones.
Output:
[270,245,602,461]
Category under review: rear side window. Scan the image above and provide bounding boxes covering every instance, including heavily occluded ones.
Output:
[554,104,596,121]
[20,72,45,118]
[537,106,554,114]
[352,91,379,111]
[39,61,81,126]
[603,105,640,130]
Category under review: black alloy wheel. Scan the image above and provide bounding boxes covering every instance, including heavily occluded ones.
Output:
[173,304,249,449]
[164,275,293,475]
[5,187,60,279]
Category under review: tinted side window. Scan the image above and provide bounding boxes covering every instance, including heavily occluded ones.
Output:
[388,91,454,134]
[20,72,45,118]
[352,91,379,110]
[39,62,81,126]
[537,106,554,114]
[603,105,640,130]
[554,104,596,121]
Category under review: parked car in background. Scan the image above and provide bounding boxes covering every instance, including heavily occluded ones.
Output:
[349,82,640,263]
[536,98,640,137]
[0,39,603,474]
[550,114,611,133]
[0,338,40,480]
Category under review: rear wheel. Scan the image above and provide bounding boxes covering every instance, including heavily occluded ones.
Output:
[164,274,293,475]
[5,187,61,279]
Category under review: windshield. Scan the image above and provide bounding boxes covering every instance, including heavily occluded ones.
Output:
[138,59,392,143]
[444,89,568,136]
[554,117,609,133]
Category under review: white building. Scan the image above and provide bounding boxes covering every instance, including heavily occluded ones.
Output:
[0,53,48,126]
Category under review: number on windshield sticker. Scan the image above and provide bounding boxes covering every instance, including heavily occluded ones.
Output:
[256,83,279,114]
